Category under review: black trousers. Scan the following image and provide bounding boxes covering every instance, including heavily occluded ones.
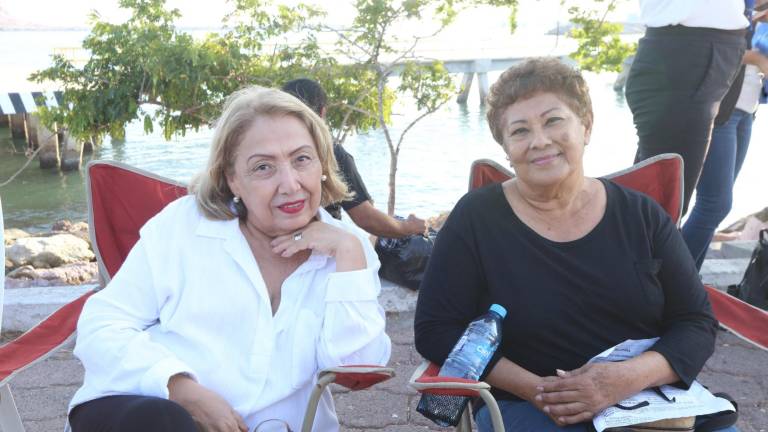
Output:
[625,25,745,215]
[69,395,197,432]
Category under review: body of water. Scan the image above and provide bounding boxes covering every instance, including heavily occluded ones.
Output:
[1,29,766,232]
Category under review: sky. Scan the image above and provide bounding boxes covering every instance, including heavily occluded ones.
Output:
[2,0,641,34]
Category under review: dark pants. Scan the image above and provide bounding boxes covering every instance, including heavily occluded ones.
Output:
[474,400,739,432]
[625,25,745,215]
[69,395,197,432]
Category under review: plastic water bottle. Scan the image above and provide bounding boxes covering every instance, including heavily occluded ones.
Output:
[416,304,507,426]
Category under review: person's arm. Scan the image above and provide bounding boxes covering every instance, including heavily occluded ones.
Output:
[415,199,509,378]
[272,221,391,368]
[317,225,391,368]
[346,201,425,237]
[743,50,768,75]
[536,199,716,425]
[535,351,679,426]
[74,236,197,399]
[646,201,718,388]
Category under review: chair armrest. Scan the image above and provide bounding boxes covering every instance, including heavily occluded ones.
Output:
[408,360,490,398]
[0,291,94,386]
[318,365,395,391]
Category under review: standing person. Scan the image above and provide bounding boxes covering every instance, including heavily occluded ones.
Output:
[282,78,426,238]
[67,86,391,432]
[684,15,768,270]
[626,0,748,214]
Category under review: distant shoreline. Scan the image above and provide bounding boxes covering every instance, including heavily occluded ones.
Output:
[0,26,226,32]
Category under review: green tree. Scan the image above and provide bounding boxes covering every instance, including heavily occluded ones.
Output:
[563,0,636,72]
[30,0,322,141]
[317,0,456,215]
[30,0,635,212]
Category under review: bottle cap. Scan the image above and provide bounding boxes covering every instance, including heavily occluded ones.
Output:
[490,304,507,319]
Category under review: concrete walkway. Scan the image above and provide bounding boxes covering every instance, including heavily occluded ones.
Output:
[3,310,767,432]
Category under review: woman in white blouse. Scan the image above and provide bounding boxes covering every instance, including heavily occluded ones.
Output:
[68,86,392,432]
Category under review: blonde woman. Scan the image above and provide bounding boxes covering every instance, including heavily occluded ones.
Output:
[68,87,391,432]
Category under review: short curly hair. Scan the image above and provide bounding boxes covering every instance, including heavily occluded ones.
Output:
[486,57,593,145]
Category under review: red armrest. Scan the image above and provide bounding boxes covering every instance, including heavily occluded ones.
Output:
[0,291,94,385]
[705,284,768,351]
[408,361,489,398]
[319,365,395,391]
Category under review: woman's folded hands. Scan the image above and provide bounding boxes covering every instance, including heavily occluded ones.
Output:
[534,362,636,426]
[533,351,678,427]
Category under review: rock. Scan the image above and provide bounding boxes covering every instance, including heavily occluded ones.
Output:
[4,228,30,246]
[722,206,768,233]
[6,234,95,269]
[425,211,450,232]
[51,220,74,231]
[5,262,99,286]
[51,220,91,246]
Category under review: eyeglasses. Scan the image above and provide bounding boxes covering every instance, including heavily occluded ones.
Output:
[614,387,676,411]
[253,419,293,432]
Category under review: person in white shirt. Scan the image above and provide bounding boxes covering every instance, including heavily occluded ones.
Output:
[68,86,392,432]
[626,0,749,215]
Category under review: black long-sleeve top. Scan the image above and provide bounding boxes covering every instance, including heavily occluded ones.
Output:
[414,179,717,403]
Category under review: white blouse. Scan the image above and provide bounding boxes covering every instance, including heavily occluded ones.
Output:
[70,196,391,431]
[639,0,748,30]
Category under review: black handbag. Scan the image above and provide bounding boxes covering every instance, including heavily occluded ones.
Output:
[728,229,768,310]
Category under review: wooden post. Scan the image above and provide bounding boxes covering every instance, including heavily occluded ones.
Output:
[82,139,94,154]
[456,72,474,104]
[60,131,83,171]
[9,114,26,140]
[474,59,492,105]
[25,114,39,149]
[35,117,60,169]
[477,72,490,104]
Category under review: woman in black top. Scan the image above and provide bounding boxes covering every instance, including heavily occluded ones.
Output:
[414,58,719,431]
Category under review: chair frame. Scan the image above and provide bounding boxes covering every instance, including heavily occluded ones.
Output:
[1,195,26,432]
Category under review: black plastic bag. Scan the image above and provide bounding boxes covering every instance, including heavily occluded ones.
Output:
[727,229,768,310]
[375,229,436,290]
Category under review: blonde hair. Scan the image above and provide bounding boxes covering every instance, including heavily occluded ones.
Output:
[191,86,349,220]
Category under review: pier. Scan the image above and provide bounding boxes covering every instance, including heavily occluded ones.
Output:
[1,91,88,172]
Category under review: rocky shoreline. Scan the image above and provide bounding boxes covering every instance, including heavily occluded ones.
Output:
[4,206,767,290]
[4,220,98,288]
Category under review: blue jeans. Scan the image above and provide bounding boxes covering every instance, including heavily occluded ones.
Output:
[474,400,739,432]
[682,109,755,270]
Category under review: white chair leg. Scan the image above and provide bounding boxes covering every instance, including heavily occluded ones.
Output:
[458,405,472,432]
[0,383,25,432]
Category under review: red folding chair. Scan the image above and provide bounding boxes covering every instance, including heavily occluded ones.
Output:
[0,212,96,432]
[0,160,394,432]
[410,153,767,431]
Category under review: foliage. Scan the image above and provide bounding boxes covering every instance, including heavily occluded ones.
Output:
[321,0,458,214]
[563,0,636,72]
[30,0,636,211]
[30,0,322,141]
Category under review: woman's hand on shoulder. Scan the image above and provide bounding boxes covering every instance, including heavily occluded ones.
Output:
[534,363,633,426]
[271,221,366,272]
[168,373,248,432]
